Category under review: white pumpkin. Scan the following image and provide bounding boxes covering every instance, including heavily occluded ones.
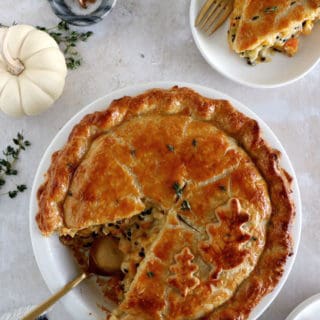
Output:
[0,24,67,117]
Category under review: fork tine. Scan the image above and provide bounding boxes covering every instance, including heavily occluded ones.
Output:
[195,0,217,27]
[207,1,233,35]
[198,0,221,29]
[202,0,227,32]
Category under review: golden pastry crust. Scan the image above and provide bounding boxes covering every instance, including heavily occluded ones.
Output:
[229,0,320,63]
[36,87,295,319]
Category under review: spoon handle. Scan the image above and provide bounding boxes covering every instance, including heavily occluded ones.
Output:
[21,272,88,320]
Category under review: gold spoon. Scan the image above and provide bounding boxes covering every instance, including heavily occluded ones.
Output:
[22,236,124,320]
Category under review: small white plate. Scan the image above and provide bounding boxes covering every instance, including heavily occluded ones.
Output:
[29,82,301,320]
[190,1,320,88]
[286,294,320,320]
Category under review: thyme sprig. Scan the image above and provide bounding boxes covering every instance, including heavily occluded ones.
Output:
[36,21,93,70]
[0,132,30,198]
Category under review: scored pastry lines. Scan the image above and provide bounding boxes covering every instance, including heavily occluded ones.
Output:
[197,163,239,188]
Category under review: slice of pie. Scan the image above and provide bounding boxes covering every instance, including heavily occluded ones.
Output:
[228,0,320,65]
[36,87,295,320]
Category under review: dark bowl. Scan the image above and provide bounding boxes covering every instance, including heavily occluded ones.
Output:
[48,0,117,26]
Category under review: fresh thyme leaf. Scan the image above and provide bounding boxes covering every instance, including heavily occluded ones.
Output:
[181,200,191,211]
[17,184,27,192]
[218,185,227,192]
[8,190,17,198]
[192,139,197,147]
[147,271,154,278]
[36,21,93,70]
[0,132,31,198]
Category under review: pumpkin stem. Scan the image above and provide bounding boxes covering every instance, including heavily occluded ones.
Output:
[0,28,25,76]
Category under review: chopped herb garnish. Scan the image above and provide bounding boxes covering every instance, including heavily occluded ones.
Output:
[177,214,200,232]
[181,200,191,211]
[130,149,136,157]
[218,185,227,192]
[67,191,73,196]
[66,162,74,170]
[0,132,30,199]
[264,6,278,13]
[36,21,93,70]
[172,182,186,199]
[166,144,175,152]
[252,15,260,20]
[192,139,197,147]
[251,236,258,241]
[147,271,154,278]
[139,250,145,258]
[290,1,296,5]
[139,208,152,219]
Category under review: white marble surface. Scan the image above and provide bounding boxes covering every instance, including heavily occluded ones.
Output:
[0,1,320,319]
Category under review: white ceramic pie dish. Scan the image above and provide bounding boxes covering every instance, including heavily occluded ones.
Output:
[190,0,320,88]
[285,293,320,320]
[29,81,302,320]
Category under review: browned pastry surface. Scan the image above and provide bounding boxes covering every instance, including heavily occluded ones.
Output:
[36,86,295,319]
[228,0,320,63]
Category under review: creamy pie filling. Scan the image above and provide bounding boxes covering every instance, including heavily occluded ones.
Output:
[230,12,320,65]
[60,204,166,301]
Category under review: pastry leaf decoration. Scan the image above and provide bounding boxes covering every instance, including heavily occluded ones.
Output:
[168,247,200,297]
[199,198,251,281]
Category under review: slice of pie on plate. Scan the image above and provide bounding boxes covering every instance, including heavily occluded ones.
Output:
[36,87,295,320]
[228,0,320,65]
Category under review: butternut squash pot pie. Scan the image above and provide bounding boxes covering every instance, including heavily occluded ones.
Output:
[36,87,295,320]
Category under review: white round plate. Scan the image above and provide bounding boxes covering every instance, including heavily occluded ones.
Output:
[190,1,320,88]
[29,82,301,320]
[286,293,320,320]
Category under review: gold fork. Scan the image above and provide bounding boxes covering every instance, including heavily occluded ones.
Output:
[195,0,234,35]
